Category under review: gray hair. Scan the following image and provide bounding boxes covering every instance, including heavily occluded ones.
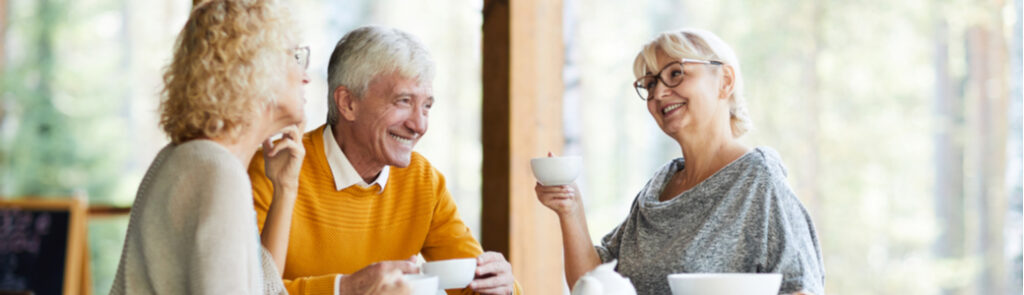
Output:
[633,28,752,138]
[326,25,436,126]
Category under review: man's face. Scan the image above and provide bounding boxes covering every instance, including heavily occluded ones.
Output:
[348,72,433,168]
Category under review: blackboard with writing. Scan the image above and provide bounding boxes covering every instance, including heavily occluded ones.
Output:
[0,208,71,295]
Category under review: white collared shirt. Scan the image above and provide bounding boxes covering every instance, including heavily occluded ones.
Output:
[323,125,389,192]
[325,125,390,294]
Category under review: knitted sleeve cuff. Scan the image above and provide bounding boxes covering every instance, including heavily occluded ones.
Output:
[282,273,339,295]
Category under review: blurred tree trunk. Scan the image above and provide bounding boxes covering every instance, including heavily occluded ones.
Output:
[798,0,823,219]
[1,0,7,125]
[963,15,1009,293]
[20,0,60,195]
[1007,0,1023,293]
[932,17,966,295]
[1,0,6,71]
[35,0,54,100]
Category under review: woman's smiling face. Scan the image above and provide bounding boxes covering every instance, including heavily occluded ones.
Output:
[645,49,728,138]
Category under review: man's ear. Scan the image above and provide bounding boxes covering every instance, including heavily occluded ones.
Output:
[719,65,736,99]
[334,86,358,121]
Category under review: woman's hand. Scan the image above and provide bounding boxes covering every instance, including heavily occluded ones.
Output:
[263,121,306,198]
[535,152,584,218]
[259,120,305,271]
[535,182,583,218]
[534,152,600,289]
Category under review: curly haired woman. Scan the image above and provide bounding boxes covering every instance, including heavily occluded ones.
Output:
[106,0,405,294]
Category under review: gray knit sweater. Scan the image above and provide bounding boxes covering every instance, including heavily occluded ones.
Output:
[110,140,286,294]
[595,147,825,294]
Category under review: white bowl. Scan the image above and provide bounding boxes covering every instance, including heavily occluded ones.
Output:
[530,156,582,186]
[402,274,439,295]
[422,258,477,290]
[667,273,782,295]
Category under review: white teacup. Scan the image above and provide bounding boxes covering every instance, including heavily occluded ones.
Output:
[402,274,439,295]
[422,258,477,290]
[530,156,582,186]
[667,273,782,295]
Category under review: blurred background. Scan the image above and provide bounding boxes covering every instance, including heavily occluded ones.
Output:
[0,0,1020,294]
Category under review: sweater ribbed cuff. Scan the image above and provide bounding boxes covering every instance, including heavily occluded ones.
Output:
[284,273,338,295]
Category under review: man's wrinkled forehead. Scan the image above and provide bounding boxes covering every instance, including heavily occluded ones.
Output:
[373,72,433,97]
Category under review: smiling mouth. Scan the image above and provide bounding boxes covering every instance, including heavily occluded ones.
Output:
[662,102,686,115]
[389,132,416,145]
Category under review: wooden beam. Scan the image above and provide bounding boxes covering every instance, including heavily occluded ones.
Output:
[481,0,565,293]
[86,204,131,217]
[481,0,512,258]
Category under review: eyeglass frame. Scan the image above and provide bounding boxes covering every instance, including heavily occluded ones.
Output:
[293,46,310,69]
[632,58,723,101]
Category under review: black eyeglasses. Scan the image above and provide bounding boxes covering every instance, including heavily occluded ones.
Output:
[293,46,310,69]
[632,58,723,101]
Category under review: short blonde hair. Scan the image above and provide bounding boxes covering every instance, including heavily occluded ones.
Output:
[160,0,297,144]
[633,28,752,138]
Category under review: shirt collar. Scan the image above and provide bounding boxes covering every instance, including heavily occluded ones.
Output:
[323,125,388,192]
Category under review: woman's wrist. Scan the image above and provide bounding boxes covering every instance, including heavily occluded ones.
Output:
[558,209,587,228]
[559,202,586,220]
[271,183,299,202]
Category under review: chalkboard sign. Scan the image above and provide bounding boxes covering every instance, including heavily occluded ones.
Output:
[0,198,87,295]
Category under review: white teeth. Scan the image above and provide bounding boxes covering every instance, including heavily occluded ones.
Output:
[389,133,413,145]
[662,103,685,114]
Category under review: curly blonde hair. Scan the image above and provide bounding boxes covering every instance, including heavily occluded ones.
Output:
[160,0,297,144]
[633,28,753,138]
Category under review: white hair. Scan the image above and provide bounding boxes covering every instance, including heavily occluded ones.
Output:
[326,25,436,126]
[633,28,752,138]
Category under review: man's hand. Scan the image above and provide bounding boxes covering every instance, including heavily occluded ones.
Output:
[338,260,419,295]
[469,252,515,295]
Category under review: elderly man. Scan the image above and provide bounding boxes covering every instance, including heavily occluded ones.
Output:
[248,25,522,295]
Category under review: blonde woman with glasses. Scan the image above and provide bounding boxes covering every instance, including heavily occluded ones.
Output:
[110,0,409,294]
[536,28,825,294]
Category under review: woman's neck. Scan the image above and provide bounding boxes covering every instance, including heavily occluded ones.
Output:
[674,123,748,182]
[211,133,261,169]
[211,118,280,169]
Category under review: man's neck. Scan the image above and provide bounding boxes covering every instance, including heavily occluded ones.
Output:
[332,124,386,183]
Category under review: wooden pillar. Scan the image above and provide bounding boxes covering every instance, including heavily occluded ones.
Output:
[481,0,564,293]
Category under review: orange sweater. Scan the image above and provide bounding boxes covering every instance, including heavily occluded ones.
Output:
[248,125,520,295]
